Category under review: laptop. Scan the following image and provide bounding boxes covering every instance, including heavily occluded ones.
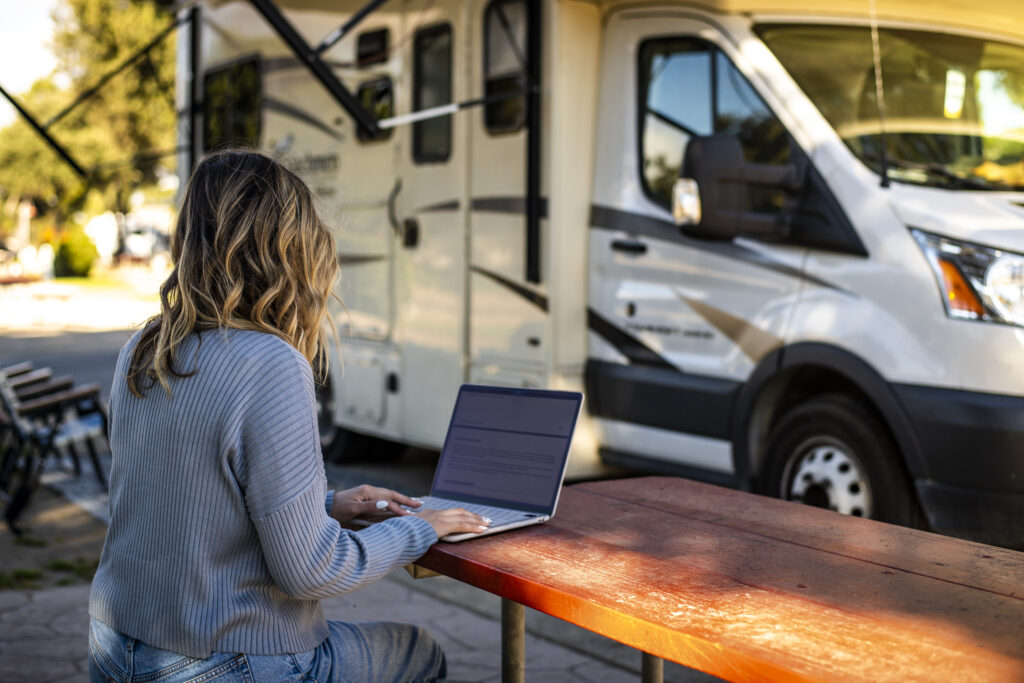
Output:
[412,383,584,542]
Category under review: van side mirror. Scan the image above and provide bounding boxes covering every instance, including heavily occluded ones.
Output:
[673,134,803,240]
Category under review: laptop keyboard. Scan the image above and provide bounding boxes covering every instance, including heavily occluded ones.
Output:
[414,496,534,526]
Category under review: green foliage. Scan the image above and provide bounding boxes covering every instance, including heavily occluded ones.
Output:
[53,228,99,277]
[0,0,176,236]
[46,555,99,580]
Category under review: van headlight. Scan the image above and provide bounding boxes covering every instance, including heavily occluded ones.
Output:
[911,228,1024,327]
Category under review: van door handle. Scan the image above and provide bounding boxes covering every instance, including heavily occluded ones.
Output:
[610,239,647,255]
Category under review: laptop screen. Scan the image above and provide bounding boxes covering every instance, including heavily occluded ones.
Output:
[430,385,583,514]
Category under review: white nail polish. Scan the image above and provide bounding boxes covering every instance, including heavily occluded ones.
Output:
[375,500,388,510]
[483,517,492,524]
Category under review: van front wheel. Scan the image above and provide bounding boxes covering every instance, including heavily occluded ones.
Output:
[758,394,922,528]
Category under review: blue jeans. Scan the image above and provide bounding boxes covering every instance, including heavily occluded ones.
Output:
[88,617,447,682]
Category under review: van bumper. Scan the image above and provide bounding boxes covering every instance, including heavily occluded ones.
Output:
[894,384,1024,549]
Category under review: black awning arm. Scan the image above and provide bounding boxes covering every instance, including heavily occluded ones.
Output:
[248,0,381,136]
[0,82,87,179]
[44,15,186,131]
[315,0,390,55]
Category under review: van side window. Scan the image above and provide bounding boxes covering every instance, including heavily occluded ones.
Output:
[484,0,527,133]
[356,77,394,142]
[203,57,262,152]
[639,39,712,204]
[638,39,788,207]
[413,24,452,163]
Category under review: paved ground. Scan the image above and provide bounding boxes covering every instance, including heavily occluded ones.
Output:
[0,571,642,682]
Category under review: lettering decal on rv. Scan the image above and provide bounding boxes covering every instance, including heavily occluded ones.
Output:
[589,205,850,294]
[282,152,339,176]
[624,323,714,340]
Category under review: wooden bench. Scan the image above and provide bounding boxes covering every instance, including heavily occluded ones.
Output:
[0,363,109,530]
[414,476,1024,682]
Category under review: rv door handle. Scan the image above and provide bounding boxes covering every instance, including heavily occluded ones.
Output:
[610,239,647,255]
[386,179,402,237]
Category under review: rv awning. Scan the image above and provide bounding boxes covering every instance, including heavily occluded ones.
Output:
[211,0,1024,43]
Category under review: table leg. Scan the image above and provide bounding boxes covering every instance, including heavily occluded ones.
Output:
[641,652,664,683]
[501,598,525,683]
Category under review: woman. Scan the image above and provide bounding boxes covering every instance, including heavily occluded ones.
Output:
[88,150,488,682]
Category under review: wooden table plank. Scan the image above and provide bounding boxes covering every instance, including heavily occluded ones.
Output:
[416,477,1024,682]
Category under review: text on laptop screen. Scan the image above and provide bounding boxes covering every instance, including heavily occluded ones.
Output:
[431,387,582,512]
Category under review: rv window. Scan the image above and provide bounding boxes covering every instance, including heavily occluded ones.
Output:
[203,57,262,152]
[484,0,527,133]
[413,24,452,163]
[638,39,788,208]
[356,78,394,142]
[357,29,389,67]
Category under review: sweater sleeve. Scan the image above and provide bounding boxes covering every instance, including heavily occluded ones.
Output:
[236,343,437,600]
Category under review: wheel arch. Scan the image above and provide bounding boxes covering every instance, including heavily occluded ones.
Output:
[731,342,926,487]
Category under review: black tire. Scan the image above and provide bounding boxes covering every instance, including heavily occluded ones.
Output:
[315,377,343,461]
[758,394,924,528]
[315,378,406,463]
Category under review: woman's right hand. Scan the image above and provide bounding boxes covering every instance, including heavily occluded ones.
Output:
[416,508,491,539]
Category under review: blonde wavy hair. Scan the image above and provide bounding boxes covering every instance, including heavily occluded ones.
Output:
[127,149,339,397]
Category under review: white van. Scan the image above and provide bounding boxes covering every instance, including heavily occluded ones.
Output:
[179,0,1024,548]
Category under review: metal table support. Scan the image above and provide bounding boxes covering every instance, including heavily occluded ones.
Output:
[501,598,525,683]
[642,652,664,683]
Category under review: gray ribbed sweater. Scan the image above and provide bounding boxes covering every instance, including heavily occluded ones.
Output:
[88,328,437,658]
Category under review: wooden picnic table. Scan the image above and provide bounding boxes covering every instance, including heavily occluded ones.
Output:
[414,476,1024,682]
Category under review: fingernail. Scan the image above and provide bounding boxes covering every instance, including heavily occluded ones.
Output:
[412,497,423,503]
[477,526,488,531]
[483,517,492,524]
[375,500,389,510]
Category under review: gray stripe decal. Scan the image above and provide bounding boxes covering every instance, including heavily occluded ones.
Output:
[417,200,460,213]
[471,266,549,312]
[263,98,344,141]
[337,254,386,266]
[589,204,848,294]
[471,196,548,218]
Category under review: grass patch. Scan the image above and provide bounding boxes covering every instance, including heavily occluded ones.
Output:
[46,556,98,580]
[13,535,48,548]
[0,568,44,590]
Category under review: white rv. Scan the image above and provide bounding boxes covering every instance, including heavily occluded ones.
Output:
[178,0,1024,547]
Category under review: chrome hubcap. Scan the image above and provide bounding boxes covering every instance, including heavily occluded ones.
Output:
[783,438,872,517]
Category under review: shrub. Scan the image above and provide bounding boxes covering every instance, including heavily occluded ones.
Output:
[53,229,99,277]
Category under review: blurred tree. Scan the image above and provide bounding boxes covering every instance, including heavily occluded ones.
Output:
[0,0,175,239]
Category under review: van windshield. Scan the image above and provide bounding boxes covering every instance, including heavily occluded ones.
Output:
[758,24,1024,191]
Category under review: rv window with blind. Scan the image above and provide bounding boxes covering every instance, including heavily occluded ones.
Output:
[203,57,261,152]
[356,77,394,142]
[637,38,788,208]
[413,24,452,163]
[484,0,527,133]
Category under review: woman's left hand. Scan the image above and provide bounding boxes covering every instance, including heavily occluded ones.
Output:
[330,484,422,523]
